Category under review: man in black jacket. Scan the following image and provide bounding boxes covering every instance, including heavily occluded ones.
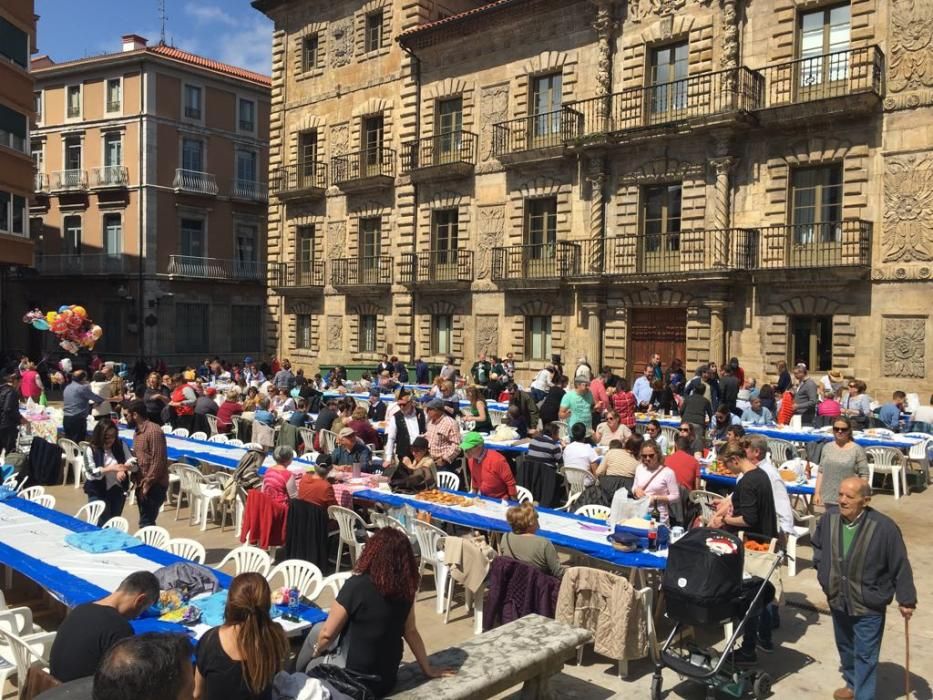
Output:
[0,372,22,455]
[813,477,916,700]
[718,365,740,416]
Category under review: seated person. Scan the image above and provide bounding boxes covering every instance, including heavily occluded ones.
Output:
[503,404,528,438]
[287,398,311,427]
[461,431,517,500]
[298,455,338,510]
[709,406,740,442]
[347,406,382,449]
[498,502,564,578]
[367,388,387,422]
[93,633,194,700]
[314,399,339,432]
[50,571,161,682]
[594,410,632,446]
[664,435,701,491]
[216,389,243,434]
[392,436,437,492]
[252,397,275,427]
[562,422,599,488]
[331,427,373,473]
[877,390,906,431]
[525,422,563,467]
[741,396,774,425]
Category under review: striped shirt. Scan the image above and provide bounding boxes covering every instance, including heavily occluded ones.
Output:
[424,414,461,465]
[526,435,563,467]
[134,419,169,489]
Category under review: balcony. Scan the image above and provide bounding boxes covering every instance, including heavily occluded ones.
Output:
[401,131,477,182]
[330,256,393,287]
[231,179,268,203]
[490,242,581,284]
[491,108,581,163]
[567,67,763,146]
[34,173,49,193]
[271,163,327,201]
[91,165,129,189]
[399,249,473,286]
[755,220,871,273]
[331,148,396,192]
[269,261,326,290]
[106,100,121,113]
[755,47,883,125]
[35,254,130,276]
[51,170,88,192]
[165,255,264,282]
[172,169,219,196]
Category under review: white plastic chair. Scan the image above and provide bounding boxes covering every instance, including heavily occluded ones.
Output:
[32,494,56,510]
[133,526,170,549]
[561,467,589,502]
[102,516,129,532]
[165,538,207,564]
[786,509,816,577]
[205,414,220,436]
[309,572,354,607]
[370,512,407,532]
[907,436,932,486]
[190,431,208,441]
[767,438,797,465]
[689,490,723,526]
[866,446,908,499]
[436,471,460,492]
[412,520,448,612]
[0,626,56,697]
[75,501,106,524]
[188,467,225,531]
[576,504,611,521]
[557,491,582,512]
[515,486,534,504]
[489,409,506,427]
[161,424,173,434]
[328,506,369,572]
[660,427,679,451]
[17,486,45,503]
[218,545,272,577]
[227,439,245,447]
[208,434,229,444]
[244,442,265,451]
[298,428,317,452]
[319,429,338,455]
[553,420,571,441]
[57,438,84,488]
[267,560,324,597]
[231,415,242,436]
[0,606,44,638]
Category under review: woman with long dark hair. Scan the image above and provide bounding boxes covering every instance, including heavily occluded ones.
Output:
[194,573,289,700]
[297,528,451,696]
[83,419,134,525]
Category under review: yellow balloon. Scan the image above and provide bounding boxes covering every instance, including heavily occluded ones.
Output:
[46,311,58,323]
[72,305,87,318]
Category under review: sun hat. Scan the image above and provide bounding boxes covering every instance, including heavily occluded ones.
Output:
[459,431,485,451]
[828,369,844,383]
[338,427,356,439]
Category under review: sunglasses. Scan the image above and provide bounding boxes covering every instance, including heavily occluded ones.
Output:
[679,427,691,432]
[641,452,658,459]
[833,426,850,433]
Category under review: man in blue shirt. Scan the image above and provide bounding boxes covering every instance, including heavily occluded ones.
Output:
[877,391,906,431]
[331,427,373,473]
[632,364,654,409]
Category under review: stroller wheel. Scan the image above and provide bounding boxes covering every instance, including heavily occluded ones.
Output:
[753,672,772,699]
[650,671,662,700]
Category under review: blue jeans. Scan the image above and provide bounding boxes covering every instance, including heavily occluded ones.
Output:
[831,608,885,700]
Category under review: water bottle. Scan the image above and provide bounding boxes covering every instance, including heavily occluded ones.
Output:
[288,586,300,619]
[648,519,658,552]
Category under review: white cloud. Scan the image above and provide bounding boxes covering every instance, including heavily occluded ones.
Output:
[183,3,238,27]
[213,18,273,75]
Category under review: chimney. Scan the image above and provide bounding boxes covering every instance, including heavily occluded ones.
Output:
[121,34,148,52]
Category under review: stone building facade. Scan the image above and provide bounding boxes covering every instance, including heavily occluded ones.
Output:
[255,0,933,395]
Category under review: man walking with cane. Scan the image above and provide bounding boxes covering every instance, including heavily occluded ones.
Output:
[813,476,916,700]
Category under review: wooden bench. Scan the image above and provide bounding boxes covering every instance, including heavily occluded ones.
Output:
[388,614,592,699]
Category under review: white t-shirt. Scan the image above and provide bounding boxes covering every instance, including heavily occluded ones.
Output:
[911,405,933,424]
[756,459,795,535]
[562,441,598,487]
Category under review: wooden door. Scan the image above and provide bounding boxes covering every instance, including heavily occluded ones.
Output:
[628,307,686,381]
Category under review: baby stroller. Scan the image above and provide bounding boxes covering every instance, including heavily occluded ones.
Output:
[650,528,780,700]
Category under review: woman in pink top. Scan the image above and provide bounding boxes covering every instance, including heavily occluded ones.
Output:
[818,390,843,418]
[19,363,43,401]
[632,439,680,525]
[262,446,298,506]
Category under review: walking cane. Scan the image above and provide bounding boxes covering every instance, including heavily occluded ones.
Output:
[905,616,911,699]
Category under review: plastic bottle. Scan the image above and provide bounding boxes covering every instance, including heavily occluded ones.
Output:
[288,586,300,619]
[648,519,658,552]
[39,392,47,408]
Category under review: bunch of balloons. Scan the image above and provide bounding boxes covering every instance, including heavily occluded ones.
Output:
[22,305,104,354]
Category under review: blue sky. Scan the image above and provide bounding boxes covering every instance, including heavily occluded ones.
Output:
[35,0,273,74]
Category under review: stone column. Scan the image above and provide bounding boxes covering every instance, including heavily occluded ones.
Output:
[707,301,728,367]
[720,0,739,95]
[593,1,614,130]
[580,298,606,368]
[709,156,735,266]
[587,155,607,272]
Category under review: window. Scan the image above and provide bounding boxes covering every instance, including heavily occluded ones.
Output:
[360,315,377,353]
[365,10,384,53]
[64,135,82,171]
[297,224,316,284]
[298,130,319,185]
[238,98,255,132]
[524,197,557,250]
[0,18,29,68]
[436,97,463,161]
[103,132,122,167]
[231,306,262,352]
[359,217,381,261]
[175,303,209,354]
[0,103,27,152]
[181,137,204,171]
[66,85,82,118]
[791,164,843,244]
[296,314,312,349]
[235,222,258,278]
[302,33,319,72]
[531,73,562,139]
[31,140,42,173]
[362,115,384,175]
[184,84,202,120]
[34,91,42,122]
[180,218,205,257]
[0,192,7,233]
[106,79,121,113]
[791,316,833,372]
[63,215,82,255]
[432,209,459,266]
[236,149,257,183]
[103,213,122,257]
[0,191,25,235]
[798,4,850,91]
[433,314,453,356]
[525,316,552,361]
[649,42,689,114]
[641,183,682,267]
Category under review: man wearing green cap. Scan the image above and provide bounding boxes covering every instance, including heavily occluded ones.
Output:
[461,432,517,500]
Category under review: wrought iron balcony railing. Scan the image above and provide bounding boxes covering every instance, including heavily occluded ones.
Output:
[35,254,130,275]
[331,148,396,184]
[757,46,884,108]
[490,242,581,281]
[34,172,49,193]
[401,131,477,173]
[755,220,871,270]
[269,261,326,288]
[330,256,393,286]
[172,169,219,195]
[92,165,129,188]
[492,108,581,157]
[399,249,473,284]
[166,255,263,281]
[51,169,88,192]
[232,179,268,202]
[567,66,763,139]
[271,163,327,195]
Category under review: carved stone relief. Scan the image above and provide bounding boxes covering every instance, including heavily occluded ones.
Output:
[475,206,505,280]
[882,317,926,378]
[330,123,349,156]
[475,315,499,356]
[330,18,354,68]
[882,152,933,263]
[326,316,343,351]
[885,0,933,110]
[627,0,710,22]
[326,221,346,260]
[480,85,509,162]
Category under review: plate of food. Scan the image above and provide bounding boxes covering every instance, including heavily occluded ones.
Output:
[414,489,474,507]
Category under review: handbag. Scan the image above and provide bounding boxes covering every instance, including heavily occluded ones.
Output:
[22,667,61,700]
